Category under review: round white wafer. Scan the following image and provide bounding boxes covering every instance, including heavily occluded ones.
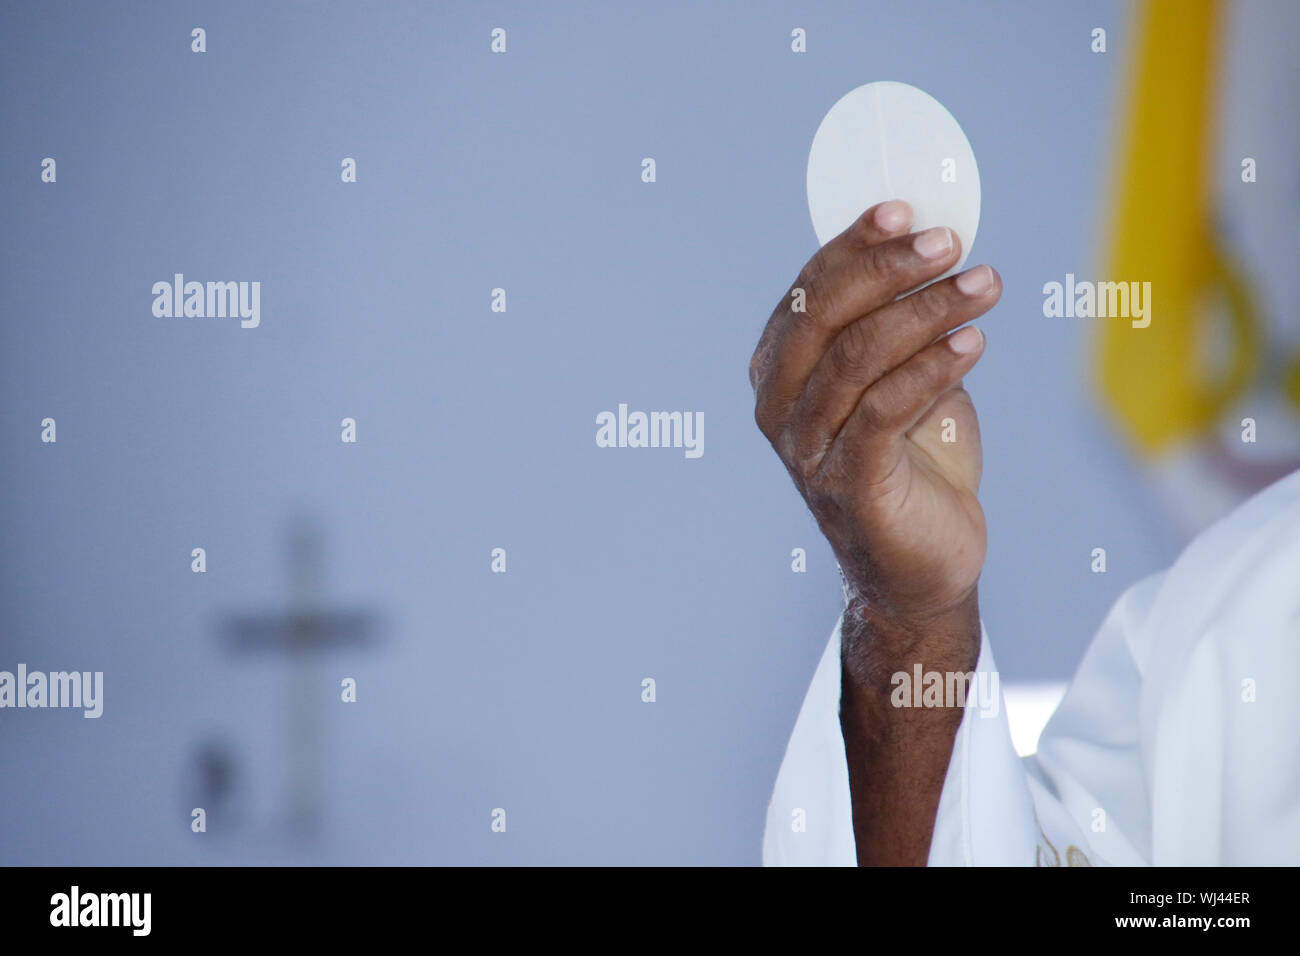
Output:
[807,81,981,282]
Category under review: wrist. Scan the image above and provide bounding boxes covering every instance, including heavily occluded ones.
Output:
[840,588,981,691]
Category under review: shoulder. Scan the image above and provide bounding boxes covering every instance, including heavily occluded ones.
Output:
[1156,467,1300,610]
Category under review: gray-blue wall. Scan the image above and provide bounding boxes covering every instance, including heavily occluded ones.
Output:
[0,0,1247,864]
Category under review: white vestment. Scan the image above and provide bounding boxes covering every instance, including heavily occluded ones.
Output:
[763,468,1300,865]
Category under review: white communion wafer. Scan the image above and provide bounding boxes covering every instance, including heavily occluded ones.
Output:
[807,81,981,283]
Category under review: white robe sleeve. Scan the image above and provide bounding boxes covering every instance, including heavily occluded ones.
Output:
[760,605,1128,867]
[763,468,1300,866]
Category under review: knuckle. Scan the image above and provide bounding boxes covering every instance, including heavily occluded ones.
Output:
[856,385,898,434]
[801,269,836,321]
[780,398,830,486]
[774,427,800,469]
[802,462,838,508]
[798,246,836,317]
[805,243,833,281]
[780,431,818,495]
[829,320,877,381]
[770,415,831,493]
[794,250,823,295]
[807,450,856,511]
[906,284,950,329]
[856,239,895,286]
[917,347,952,388]
[791,440,831,488]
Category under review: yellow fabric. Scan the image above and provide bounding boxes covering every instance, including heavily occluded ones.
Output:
[1096,0,1261,454]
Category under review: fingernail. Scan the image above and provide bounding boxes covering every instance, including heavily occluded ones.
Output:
[874,201,911,231]
[948,325,983,354]
[914,226,952,259]
[955,265,993,296]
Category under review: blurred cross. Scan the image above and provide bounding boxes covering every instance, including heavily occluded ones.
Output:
[220,516,379,838]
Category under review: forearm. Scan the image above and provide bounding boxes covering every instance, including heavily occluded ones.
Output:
[838,593,981,866]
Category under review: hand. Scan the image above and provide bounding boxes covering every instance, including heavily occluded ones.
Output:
[750,200,1000,656]
[752,200,1002,865]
